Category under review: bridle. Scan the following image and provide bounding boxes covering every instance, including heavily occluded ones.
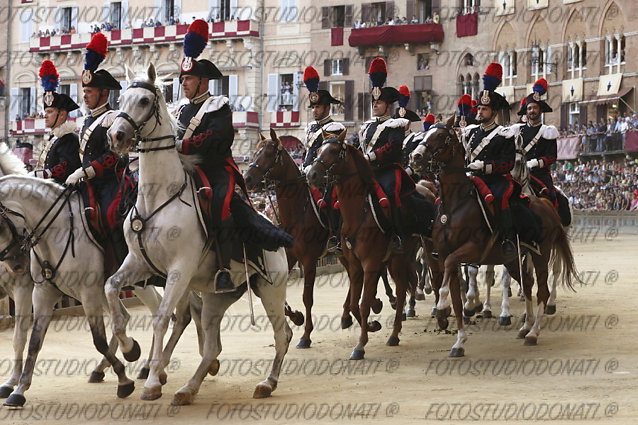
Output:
[115,81,175,153]
[417,124,464,174]
[312,136,355,186]
[248,140,285,188]
[0,206,27,262]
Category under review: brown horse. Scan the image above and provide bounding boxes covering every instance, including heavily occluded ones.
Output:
[307,129,419,360]
[244,128,346,348]
[410,116,579,356]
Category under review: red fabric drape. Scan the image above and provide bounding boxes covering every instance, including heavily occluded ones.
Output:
[348,23,444,47]
[456,13,478,37]
[331,27,344,46]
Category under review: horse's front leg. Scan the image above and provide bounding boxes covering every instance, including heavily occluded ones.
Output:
[105,254,152,361]
[132,285,162,379]
[297,257,318,349]
[350,265,380,360]
[482,265,495,318]
[499,266,513,326]
[0,282,32,398]
[141,266,194,401]
[3,284,60,407]
[464,265,482,317]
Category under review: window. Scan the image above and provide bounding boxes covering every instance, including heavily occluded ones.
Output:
[210,76,230,96]
[461,0,480,15]
[530,45,546,80]
[499,51,517,84]
[417,53,430,71]
[280,0,296,23]
[278,74,294,110]
[371,2,387,25]
[332,6,345,27]
[329,82,345,118]
[416,0,432,23]
[20,88,33,119]
[111,2,122,30]
[568,102,579,126]
[605,36,625,67]
[62,7,73,32]
[331,59,344,76]
[164,0,174,23]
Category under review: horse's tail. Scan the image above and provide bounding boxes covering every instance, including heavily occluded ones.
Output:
[550,221,580,292]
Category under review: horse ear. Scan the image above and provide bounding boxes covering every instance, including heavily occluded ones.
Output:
[259,132,266,141]
[124,65,135,84]
[147,63,157,84]
[269,128,279,143]
[445,114,455,129]
[338,128,347,142]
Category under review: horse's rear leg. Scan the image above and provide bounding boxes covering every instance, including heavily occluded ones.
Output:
[0,283,32,398]
[546,255,561,315]
[387,259,409,346]
[525,255,551,345]
[448,272,466,357]
[131,286,162,380]
[172,292,238,406]
[253,277,292,398]
[498,267,513,326]
[508,256,536,340]
[297,259,317,349]
[160,290,199,376]
[381,268,396,309]
[4,285,60,407]
[464,265,482,317]
[345,262,364,330]
[482,265,495,318]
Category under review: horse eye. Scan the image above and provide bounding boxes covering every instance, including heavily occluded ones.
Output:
[140,98,150,106]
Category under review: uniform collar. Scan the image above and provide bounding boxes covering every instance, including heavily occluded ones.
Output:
[526,121,542,128]
[317,115,333,125]
[190,92,211,105]
[90,102,110,118]
[375,115,391,123]
[480,121,497,132]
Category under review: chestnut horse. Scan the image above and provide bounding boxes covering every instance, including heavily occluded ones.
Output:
[307,130,419,360]
[411,116,579,356]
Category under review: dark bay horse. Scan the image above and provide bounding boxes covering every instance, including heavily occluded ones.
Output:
[307,130,419,360]
[411,116,579,356]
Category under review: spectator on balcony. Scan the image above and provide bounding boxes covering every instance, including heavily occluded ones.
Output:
[631,190,638,210]
[425,15,433,23]
[411,15,418,24]
[353,20,360,28]
[154,20,162,27]
[169,15,175,25]
[596,120,607,152]
[433,12,440,24]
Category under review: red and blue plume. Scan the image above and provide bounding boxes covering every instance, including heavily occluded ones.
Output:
[303,66,320,93]
[39,60,59,92]
[457,94,472,116]
[183,19,209,59]
[84,32,108,72]
[470,100,478,117]
[482,62,502,92]
[520,96,527,107]
[532,78,548,95]
[423,113,435,131]
[398,85,410,108]
[368,57,387,88]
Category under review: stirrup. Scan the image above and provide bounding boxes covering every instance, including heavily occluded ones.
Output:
[326,236,343,256]
[214,268,235,294]
[390,234,403,253]
[501,239,517,263]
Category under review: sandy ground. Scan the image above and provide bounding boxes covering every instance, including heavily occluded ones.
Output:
[0,232,636,425]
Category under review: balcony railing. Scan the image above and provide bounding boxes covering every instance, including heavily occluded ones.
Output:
[270,111,300,128]
[348,23,443,48]
[29,20,259,53]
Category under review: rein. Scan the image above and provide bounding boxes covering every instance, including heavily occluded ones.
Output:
[313,138,358,186]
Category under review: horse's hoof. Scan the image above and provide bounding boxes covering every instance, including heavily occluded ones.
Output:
[123,339,141,362]
[3,393,26,407]
[386,335,400,346]
[341,315,353,329]
[402,312,407,321]
[517,329,528,339]
[436,307,449,321]
[140,385,162,401]
[406,308,415,318]
[449,347,465,357]
[545,304,556,315]
[524,335,538,346]
[208,359,220,376]
[390,297,397,310]
[431,307,438,318]
[171,391,193,406]
[482,310,493,319]
[463,308,475,317]
[372,298,383,314]
[438,318,449,330]
[88,371,105,383]
[349,349,365,360]
[0,385,13,398]
[463,316,470,325]
[474,303,484,314]
[137,367,150,380]
[291,311,304,327]
[424,285,433,295]
[296,338,311,349]
[159,371,167,386]
[117,380,135,399]
[253,382,273,399]
[498,316,511,326]
[415,292,426,301]
[367,320,382,332]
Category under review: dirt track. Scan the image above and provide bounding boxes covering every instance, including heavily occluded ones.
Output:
[0,232,636,424]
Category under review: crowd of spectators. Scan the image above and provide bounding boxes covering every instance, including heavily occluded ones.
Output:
[352,12,440,28]
[552,159,638,210]
[559,113,638,153]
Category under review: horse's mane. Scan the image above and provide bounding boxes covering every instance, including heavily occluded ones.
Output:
[0,175,65,197]
[0,143,27,176]
[344,143,376,191]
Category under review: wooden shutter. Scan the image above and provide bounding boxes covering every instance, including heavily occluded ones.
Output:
[560,104,568,130]
[358,93,365,121]
[324,59,331,77]
[385,1,394,20]
[406,0,415,21]
[361,3,371,23]
[322,7,330,28]
[344,80,354,121]
[342,58,350,75]
[345,5,353,27]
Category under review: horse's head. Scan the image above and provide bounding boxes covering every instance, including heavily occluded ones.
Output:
[244,128,287,191]
[0,206,29,275]
[306,129,348,189]
[410,114,460,173]
[108,63,164,154]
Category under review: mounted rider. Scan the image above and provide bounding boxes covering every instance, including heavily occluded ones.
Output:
[394,85,425,181]
[461,63,517,261]
[513,78,559,207]
[31,60,81,185]
[174,20,293,293]
[65,33,130,263]
[301,65,345,253]
[358,58,434,248]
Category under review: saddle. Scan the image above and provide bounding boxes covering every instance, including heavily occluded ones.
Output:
[191,166,214,227]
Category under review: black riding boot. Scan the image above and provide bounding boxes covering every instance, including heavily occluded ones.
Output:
[390,205,404,252]
[497,207,517,263]
[213,218,234,293]
[229,193,293,251]
[109,224,129,267]
[326,209,343,256]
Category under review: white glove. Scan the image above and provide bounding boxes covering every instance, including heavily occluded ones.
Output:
[365,151,376,162]
[175,139,183,152]
[405,166,414,176]
[526,159,540,169]
[65,166,96,186]
[467,160,484,171]
[303,164,312,174]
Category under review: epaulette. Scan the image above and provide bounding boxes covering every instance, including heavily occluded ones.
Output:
[383,118,409,129]
[498,125,521,138]
[462,123,480,138]
[203,95,229,113]
[541,125,559,140]
[323,122,345,133]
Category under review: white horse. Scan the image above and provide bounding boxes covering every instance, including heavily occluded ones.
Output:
[105,63,291,405]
